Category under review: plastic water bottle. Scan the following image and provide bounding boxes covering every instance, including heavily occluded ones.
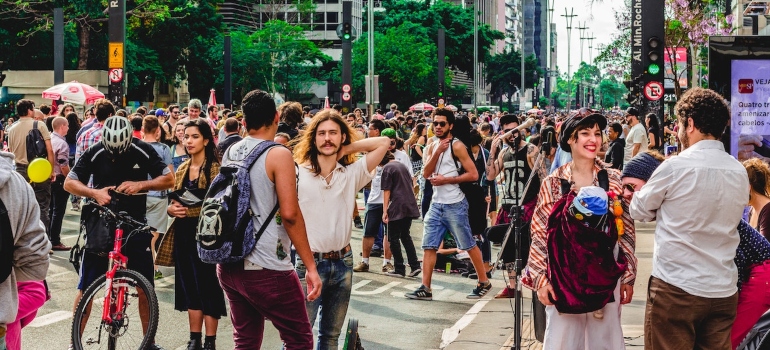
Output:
[445,262,451,274]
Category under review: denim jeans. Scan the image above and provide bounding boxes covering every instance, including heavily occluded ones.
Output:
[423,198,476,250]
[217,263,313,350]
[0,333,6,350]
[296,251,354,350]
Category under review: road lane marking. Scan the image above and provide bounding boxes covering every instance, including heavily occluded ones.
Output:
[440,298,490,349]
[27,311,72,328]
[351,280,401,295]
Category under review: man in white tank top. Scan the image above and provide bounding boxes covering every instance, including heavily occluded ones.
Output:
[405,108,493,301]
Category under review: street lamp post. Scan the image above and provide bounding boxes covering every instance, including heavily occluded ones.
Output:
[561,8,576,110]
[367,1,375,118]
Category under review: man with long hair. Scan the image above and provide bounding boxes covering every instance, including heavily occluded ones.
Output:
[293,110,390,350]
[406,108,492,301]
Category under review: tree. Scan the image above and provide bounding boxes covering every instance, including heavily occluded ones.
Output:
[346,22,443,108]
[485,49,542,111]
[0,0,196,69]
[374,0,505,77]
[211,21,331,103]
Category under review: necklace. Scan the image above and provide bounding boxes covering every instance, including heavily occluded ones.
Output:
[320,170,334,189]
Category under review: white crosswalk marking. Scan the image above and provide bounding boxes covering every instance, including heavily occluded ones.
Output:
[27,311,71,328]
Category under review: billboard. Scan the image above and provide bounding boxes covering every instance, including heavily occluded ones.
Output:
[730,60,770,160]
[664,47,687,89]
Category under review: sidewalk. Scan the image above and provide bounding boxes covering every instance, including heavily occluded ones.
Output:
[441,221,655,349]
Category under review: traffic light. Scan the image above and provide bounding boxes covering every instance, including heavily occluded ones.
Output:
[646,37,663,78]
[342,21,352,40]
[438,82,444,98]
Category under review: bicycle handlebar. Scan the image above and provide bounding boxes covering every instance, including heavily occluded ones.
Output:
[84,199,153,232]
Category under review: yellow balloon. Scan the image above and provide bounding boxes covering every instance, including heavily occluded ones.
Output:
[28,158,52,183]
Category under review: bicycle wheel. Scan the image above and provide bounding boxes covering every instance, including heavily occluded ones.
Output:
[71,269,159,350]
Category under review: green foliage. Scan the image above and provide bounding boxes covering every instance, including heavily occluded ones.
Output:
[212,21,331,103]
[538,96,549,107]
[485,49,542,110]
[346,22,442,108]
[375,0,504,76]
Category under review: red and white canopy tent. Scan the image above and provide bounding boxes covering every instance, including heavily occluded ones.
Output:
[42,81,105,105]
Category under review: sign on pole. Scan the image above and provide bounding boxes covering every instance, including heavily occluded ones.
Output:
[644,81,664,101]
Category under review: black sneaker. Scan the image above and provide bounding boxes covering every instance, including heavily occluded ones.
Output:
[385,269,405,278]
[408,268,422,277]
[405,285,433,300]
[370,248,383,258]
[467,281,492,299]
[146,344,166,350]
[354,216,363,229]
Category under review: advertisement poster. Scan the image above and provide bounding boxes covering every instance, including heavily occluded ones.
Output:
[664,47,688,89]
[730,59,770,160]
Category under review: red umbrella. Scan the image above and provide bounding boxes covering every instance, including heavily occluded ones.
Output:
[324,96,331,109]
[208,89,217,107]
[408,102,435,111]
[42,81,104,105]
[445,104,458,112]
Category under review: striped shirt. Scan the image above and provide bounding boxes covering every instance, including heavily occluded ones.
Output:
[523,159,637,291]
[75,121,104,161]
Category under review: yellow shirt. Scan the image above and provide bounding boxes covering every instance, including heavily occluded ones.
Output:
[7,118,51,165]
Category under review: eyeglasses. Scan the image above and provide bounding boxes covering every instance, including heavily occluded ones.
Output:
[433,121,447,127]
[503,128,515,133]
[623,183,636,193]
[390,139,396,146]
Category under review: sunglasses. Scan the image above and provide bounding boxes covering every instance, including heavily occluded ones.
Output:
[623,183,636,193]
[433,121,447,127]
[390,139,396,146]
[503,128,517,133]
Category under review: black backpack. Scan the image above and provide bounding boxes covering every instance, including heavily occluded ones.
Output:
[0,198,14,283]
[26,120,47,162]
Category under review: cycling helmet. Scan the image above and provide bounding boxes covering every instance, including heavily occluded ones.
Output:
[101,116,133,155]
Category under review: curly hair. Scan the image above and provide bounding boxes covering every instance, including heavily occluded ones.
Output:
[744,158,770,197]
[674,87,729,139]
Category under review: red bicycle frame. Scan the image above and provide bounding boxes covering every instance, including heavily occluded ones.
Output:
[100,227,129,324]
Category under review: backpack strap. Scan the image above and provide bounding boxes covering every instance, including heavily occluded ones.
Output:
[0,197,13,283]
[241,140,282,243]
[559,178,572,196]
[597,169,609,192]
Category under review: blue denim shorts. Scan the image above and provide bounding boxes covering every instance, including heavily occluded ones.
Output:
[422,198,477,251]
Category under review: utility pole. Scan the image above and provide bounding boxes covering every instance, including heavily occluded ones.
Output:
[473,0,478,112]
[577,22,589,65]
[520,0,526,111]
[367,1,375,118]
[587,35,596,64]
[341,1,353,112]
[108,0,125,108]
[562,8,576,110]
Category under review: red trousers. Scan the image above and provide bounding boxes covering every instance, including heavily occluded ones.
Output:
[732,261,770,349]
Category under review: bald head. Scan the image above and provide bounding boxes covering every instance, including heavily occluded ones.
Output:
[34,109,46,121]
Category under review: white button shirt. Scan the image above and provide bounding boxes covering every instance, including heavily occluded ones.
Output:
[630,140,749,298]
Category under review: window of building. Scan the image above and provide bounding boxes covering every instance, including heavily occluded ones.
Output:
[313,12,325,23]
[327,12,338,23]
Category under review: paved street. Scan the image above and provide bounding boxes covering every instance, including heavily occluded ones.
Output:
[20,199,655,350]
[21,200,508,350]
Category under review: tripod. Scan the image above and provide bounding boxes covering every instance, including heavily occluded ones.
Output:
[494,140,548,350]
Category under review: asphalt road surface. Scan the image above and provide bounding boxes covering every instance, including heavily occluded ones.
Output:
[21,202,510,350]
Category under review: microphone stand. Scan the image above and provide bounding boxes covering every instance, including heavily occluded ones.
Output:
[494,138,548,350]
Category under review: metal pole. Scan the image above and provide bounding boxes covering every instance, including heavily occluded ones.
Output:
[224,34,232,109]
[367,2,375,119]
[342,1,352,111]
[473,0,478,111]
[54,8,64,85]
[562,8,576,110]
[577,22,588,65]
[520,0,526,111]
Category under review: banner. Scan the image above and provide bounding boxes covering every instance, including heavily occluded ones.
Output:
[664,47,687,89]
[730,59,770,160]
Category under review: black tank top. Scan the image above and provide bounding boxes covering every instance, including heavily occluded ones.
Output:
[501,143,539,206]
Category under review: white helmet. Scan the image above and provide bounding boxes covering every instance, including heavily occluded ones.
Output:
[101,116,133,155]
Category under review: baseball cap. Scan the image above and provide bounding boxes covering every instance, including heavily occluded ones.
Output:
[625,107,639,117]
[155,109,167,117]
[381,128,397,139]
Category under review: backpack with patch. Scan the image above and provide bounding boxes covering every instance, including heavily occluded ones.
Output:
[0,198,14,283]
[197,141,280,264]
[26,120,47,162]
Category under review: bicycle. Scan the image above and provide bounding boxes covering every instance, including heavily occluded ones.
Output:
[71,200,159,350]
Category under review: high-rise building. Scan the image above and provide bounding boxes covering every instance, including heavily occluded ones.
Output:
[219,0,363,61]
[730,0,770,35]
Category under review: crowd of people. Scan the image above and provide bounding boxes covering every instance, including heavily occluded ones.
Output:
[0,86,769,350]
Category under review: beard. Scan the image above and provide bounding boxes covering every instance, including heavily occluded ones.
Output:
[435,130,450,139]
[679,132,690,150]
